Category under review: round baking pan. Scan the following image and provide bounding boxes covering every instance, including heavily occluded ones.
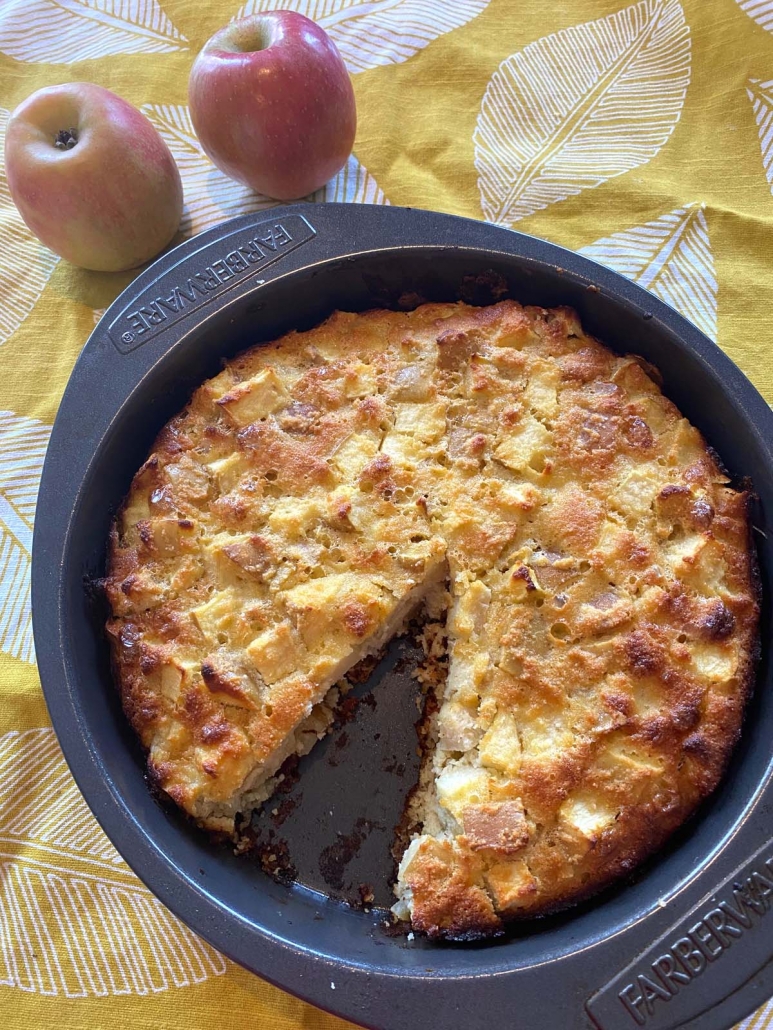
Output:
[32,204,773,1030]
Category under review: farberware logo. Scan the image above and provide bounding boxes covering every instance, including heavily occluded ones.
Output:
[106,214,317,353]
[587,840,773,1029]
[616,869,772,1024]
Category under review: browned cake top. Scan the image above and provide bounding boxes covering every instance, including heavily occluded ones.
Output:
[104,300,758,939]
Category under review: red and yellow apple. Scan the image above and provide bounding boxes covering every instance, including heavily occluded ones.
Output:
[188,12,356,201]
[4,83,183,272]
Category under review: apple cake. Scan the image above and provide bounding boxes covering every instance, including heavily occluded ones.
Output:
[104,299,759,939]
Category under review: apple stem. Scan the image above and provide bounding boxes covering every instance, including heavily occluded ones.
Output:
[54,127,78,150]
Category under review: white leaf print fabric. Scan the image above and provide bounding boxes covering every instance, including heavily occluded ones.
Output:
[309,153,389,204]
[474,0,691,227]
[736,0,773,33]
[0,110,59,347]
[0,0,187,63]
[0,728,227,995]
[142,104,388,238]
[0,411,49,664]
[142,104,276,238]
[578,203,716,341]
[236,0,491,73]
[746,79,773,189]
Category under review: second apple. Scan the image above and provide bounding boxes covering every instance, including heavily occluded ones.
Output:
[189,12,357,201]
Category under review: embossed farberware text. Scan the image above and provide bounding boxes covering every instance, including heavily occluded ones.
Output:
[107,214,316,353]
[587,840,773,1029]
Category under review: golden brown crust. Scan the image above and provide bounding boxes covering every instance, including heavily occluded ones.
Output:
[105,300,759,938]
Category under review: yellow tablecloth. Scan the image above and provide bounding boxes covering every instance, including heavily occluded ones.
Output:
[0,1,771,1027]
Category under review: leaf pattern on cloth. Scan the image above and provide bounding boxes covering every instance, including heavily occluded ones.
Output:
[0,728,227,995]
[236,0,491,73]
[736,0,773,33]
[578,203,717,340]
[0,110,60,347]
[0,411,49,664]
[143,104,275,237]
[309,152,389,204]
[0,0,187,63]
[747,79,773,189]
[474,0,691,227]
[142,104,388,238]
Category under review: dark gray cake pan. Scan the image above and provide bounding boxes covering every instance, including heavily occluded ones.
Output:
[31,203,773,1030]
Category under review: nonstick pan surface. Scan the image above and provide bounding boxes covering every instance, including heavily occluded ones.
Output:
[32,204,773,1030]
